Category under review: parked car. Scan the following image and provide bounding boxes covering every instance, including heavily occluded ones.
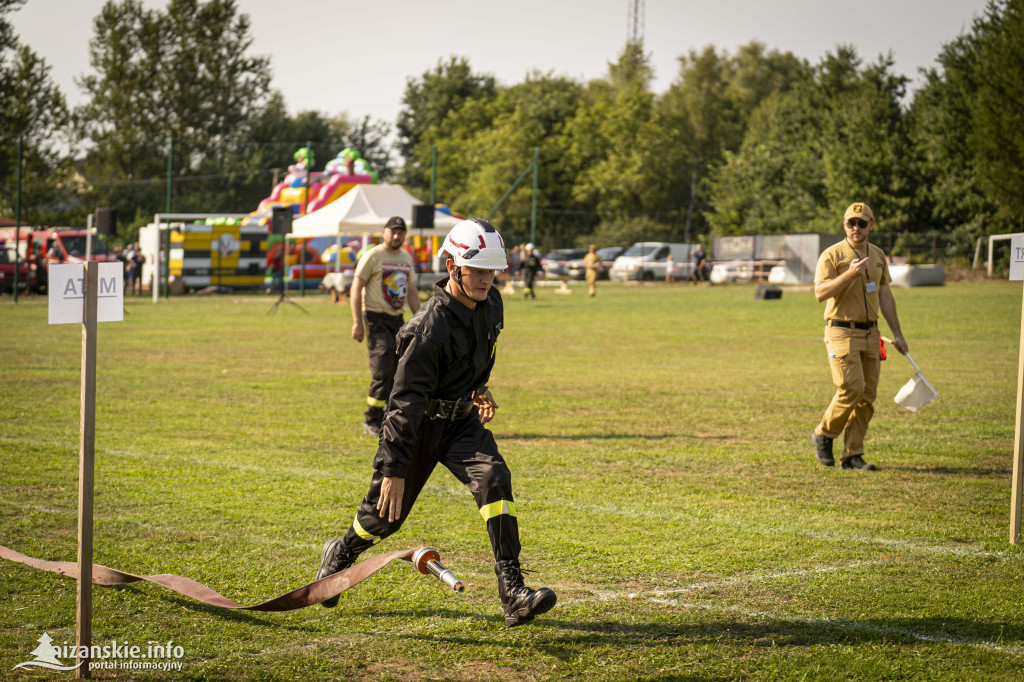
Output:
[609,242,696,281]
[710,260,779,284]
[541,248,587,279]
[0,241,33,293]
[565,246,627,280]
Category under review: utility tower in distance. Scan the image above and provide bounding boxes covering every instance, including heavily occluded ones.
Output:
[627,0,645,46]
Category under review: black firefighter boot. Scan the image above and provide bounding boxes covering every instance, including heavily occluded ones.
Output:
[495,559,557,627]
[315,539,357,608]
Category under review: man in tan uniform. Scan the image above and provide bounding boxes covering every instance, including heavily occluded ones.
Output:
[583,244,602,297]
[351,216,420,435]
[812,202,908,470]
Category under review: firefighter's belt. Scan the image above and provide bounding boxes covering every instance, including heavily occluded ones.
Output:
[0,543,418,611]
[425,397,476,421]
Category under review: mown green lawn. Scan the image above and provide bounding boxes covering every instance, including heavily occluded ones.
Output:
[2,280,1023,680]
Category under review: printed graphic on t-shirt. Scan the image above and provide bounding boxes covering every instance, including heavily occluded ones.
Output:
[382,265,411,310]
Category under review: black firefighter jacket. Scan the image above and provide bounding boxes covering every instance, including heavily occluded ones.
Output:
[375,277,503,478]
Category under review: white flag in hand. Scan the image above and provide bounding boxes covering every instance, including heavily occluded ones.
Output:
[893,354,938,413]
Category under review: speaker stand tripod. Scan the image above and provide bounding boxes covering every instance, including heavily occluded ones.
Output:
[267,278,309,315]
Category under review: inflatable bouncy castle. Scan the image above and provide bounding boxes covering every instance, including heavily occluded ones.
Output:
[253,147,377,217]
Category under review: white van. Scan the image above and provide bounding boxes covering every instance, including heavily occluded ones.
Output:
[610,242,696,281]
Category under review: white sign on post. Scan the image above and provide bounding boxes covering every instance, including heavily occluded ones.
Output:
[1010,236,1024,281]
[48,263,124,324]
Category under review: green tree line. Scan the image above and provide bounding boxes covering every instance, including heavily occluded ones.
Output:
[2,0,1022,259]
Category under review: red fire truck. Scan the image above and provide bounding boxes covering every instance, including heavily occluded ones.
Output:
[0,227,118,293]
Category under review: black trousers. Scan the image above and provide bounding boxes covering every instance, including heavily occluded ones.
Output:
[342,415,522,564]
[364,311,403,424]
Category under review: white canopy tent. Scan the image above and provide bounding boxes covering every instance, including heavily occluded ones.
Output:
[290,183,459,238]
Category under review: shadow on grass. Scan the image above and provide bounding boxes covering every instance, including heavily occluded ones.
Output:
[501,433,738,442]
[105,584,322,632]
[886,465,1013,477]
[384,608,1024,659]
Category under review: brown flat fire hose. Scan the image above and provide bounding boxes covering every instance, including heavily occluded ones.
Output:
[0,544,461,611]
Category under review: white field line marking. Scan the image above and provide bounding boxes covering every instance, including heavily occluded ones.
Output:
[568,560,1024,657]
[570,501,1023,562]
[568,559,887,604]
[7,442,1022,562]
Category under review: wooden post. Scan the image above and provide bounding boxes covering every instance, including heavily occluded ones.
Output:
[1012,277,1024,543]
[76,263,99,677]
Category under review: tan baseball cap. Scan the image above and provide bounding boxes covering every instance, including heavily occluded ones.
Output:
[844,202,874,222]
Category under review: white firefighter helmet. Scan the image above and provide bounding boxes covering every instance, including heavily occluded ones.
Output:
[439,218,507,271]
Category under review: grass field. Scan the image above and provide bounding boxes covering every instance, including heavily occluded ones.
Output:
[2,280,1023,680]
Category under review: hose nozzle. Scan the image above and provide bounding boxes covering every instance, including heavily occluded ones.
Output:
[412,547,464,593]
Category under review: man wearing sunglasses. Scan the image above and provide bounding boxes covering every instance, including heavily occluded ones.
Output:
[811,202,908,471]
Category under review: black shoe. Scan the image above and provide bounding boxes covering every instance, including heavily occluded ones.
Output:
[315,539,356,608]
[363,422,380,436]
[841,455,876,471]
[495,560,557,627]
[812,432,834,467]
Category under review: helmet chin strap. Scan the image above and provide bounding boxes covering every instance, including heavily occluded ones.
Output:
[449,261,472,299]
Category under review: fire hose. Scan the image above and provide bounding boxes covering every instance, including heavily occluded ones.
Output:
[0,544,462,612]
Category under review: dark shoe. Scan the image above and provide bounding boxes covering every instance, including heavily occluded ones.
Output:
[812,432,834,467]
[841,455,876,471]
[315,539,356,608]
[495,560,557,627]
[363,422,380,436]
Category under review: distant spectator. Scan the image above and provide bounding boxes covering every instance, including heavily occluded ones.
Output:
[125,243,138,294]
[521,244,543,299]
[690,243,707,283]
[583,244,602,296]
[132,245,145,294]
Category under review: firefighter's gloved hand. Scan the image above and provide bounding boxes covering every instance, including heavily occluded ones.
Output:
[474,390,498,424]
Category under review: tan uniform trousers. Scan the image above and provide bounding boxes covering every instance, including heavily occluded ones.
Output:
[816,324,880,458]
[585,269,598,296]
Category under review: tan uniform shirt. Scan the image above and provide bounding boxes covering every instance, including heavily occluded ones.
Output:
[814,239,891,322]
[354,245,417,316]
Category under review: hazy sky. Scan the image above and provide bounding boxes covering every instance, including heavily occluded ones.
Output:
[10,0,989,130]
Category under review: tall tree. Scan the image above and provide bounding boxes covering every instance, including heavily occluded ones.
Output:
[658,42,810,241]
[0,0,73,222]
[971,0,1024,216]
[77,0,273,220]
[607,40,653,93]
[416,72,587,245]
[1,45,74,222]
[706,47,912,237]
[396,56,496,193]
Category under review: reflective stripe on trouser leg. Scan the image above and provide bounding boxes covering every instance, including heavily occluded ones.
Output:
[351,517,378,544]
[481,499,521,563]
[480,499,517,521]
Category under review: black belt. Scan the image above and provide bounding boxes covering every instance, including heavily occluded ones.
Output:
[425,397,476,421]
[828,320,876,330]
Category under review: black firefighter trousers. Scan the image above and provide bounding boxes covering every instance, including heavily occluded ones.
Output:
[363,311,403,426]
[341,414,522,565]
